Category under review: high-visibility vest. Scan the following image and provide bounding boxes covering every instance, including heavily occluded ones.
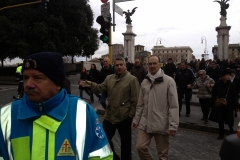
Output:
[16,66,22,74]
[0,100,113,160]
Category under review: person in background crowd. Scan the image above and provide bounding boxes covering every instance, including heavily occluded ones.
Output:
[199,58,206,70]
[187,63,196,77]
[131,59,146,84]
[230,69,240,117]
[125,57,134,72]
[188,70,215,122]
[195,59,201,72]
[220,58,228,71]
[0,52,113,160]
[142,61,148,73]
[209,69,237,140]
[78,67,92,101]
[88,64,101,102]
[98,57,114,109]
[80,57,139,160]
[175,61,196,117]
[164,58,177,78]
[206,61,221,82]
[15,63,23,97]
[132,55,179,160]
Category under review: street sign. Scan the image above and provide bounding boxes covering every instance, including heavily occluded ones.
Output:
[115,0,134,3]
[114,4,123,16]
[101,2,110,17]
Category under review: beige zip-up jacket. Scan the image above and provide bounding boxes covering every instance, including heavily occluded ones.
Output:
[133,70,179,134]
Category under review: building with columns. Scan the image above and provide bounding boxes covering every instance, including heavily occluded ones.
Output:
[152,45,194,63]
[212,43,240,60]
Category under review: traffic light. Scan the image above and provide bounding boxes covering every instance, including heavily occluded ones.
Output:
[96,16,111,44]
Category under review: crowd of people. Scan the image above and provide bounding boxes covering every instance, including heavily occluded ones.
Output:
[2,52,240,160]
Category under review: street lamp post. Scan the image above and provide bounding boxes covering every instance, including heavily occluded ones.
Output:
[201,36,208,60]
[156,38,162,46]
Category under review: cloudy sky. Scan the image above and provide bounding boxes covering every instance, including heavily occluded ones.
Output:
[89,0,240,60]
[4,0,240,65]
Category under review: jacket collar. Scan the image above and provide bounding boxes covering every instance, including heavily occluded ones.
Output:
[18,89,69,121]
[115,70,128,80]
[145,70,164,89]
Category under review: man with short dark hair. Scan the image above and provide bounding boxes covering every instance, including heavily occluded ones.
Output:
[175,61,196,117]
[80,57,139,160]
[0,52,112,160]
[206,61,221,82]
[164,58,176,78]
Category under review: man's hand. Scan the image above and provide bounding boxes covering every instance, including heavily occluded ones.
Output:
[168,130,176,136]
[206,83,211,88]
[132,123,138,129]
[79,80,92,87]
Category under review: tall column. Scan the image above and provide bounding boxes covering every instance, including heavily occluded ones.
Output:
[122,24,137,63]
[215,16,231,60]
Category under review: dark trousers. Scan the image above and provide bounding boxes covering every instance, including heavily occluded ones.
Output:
[100,93,107,109]
[199,98,211,119]
[219,119,233,136]
[103,117,132,160]
[178,90,192,115]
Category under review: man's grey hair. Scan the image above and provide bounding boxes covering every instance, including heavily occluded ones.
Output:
[115,56,126,65]
[198,70,206,75]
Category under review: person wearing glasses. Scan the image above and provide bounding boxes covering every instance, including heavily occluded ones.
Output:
[187,70,215,122]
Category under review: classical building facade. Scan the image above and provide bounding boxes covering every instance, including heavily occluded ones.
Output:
[134,45,151,63]
[112,44,124,60]
[212,43,240,60]
[151,45,194,63]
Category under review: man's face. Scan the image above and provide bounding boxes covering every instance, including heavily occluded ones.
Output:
[148,57,160,75]
[210,63,216,68]
[103,58,110,67]
[114,60,126,75]
[231,73,235,77]
[223,74,230,81]
[180,63,187,70]
[168,60,172,64]
[23,69,60,103]
[135,60,140,66]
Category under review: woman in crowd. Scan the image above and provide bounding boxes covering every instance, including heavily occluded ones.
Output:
[88,64,101,102]
[78,67,92,101]
[209,69,237,140]
[189,70,215,122]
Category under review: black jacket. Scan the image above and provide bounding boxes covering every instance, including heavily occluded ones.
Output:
[206,67,221,82]
[88,68,100,83]
[164,63,176,78]
[232,76,240,95]
[209,80,237,125]
[175,68,195,91]
[98,65,114,83]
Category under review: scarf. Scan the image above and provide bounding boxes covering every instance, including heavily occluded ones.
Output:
[148,69,162,83]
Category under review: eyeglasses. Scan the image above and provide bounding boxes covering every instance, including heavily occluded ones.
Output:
[199,74,204,76]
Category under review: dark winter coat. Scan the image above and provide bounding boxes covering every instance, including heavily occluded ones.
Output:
[175,68,195,92]
[99,65,114,83]
[164,62,177,78]
[206,67,221,82]
[209,80,237,125]
[88,68,100,83]
[130,65,146,84]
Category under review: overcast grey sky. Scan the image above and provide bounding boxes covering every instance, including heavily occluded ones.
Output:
[89,0,240,60]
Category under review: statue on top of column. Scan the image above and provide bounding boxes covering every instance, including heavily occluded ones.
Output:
[123,7,138,25]
[213,0,230,17]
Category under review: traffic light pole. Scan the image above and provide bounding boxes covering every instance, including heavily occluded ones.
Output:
[109,16,113,65]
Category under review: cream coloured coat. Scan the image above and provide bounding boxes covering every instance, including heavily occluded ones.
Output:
[132,69,179,134]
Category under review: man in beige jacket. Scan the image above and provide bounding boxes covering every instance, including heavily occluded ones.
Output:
[132,55,179,160]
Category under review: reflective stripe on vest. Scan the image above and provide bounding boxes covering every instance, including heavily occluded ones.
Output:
[0,103,13,160]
